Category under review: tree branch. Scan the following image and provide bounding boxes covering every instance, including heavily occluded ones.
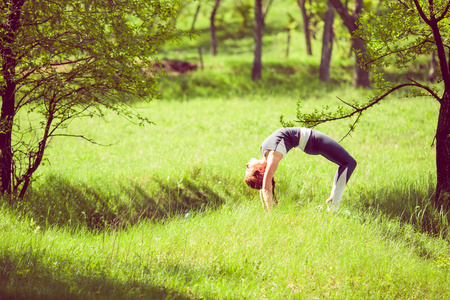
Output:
[338,111,363,143]
[413,0,432,25]
[298,81,442,128]
[50,134,117,146]
[436,2,450,22]
[406,78,441,102]
[336,96,359,109]
[328,0,356,32]
[362,35,433,68]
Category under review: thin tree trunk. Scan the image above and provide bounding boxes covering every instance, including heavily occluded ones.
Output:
[198,47,203,70]
[429,51,437,82]
[252,0,263,81]
[297,0,312,55]
[16,99,54,198]
[319,2,334,82]
[286,27,291,58]
[191,3,201,31]
[210,0,221,56]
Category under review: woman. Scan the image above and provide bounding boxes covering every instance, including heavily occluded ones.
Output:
[245,127,357,212]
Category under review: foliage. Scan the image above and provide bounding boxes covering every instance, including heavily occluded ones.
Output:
[358,0,443,71]
[0,0,192,198]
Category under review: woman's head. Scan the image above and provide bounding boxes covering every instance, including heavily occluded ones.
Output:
[244,168,265,189]
[244,158,275,192]
[245,158,266,189]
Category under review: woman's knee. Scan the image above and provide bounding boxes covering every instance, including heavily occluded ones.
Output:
[348,157,357,173]
[351,157,357,168]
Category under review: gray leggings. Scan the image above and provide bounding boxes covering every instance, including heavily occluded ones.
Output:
[304,130,357,210]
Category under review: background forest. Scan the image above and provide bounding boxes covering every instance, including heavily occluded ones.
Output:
[1,0,449,299]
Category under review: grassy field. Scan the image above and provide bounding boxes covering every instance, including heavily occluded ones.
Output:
[1,1,450,299]
[1,94,449,299]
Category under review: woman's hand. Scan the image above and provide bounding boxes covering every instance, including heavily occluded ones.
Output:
[261,188,273,210]
[259,190,265,208]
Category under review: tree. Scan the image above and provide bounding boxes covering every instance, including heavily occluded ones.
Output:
[191,2,202,31]
[297,0,313,56]
[0,0,189,199]
[282,0,450,211]
[210,0,222,55]
[329,0,370,87]
[251,0,263,81]
[319,1,334,82]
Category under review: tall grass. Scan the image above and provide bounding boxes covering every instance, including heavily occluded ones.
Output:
[2,93,449,299]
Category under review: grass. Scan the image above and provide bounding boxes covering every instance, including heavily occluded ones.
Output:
[2,95,449,299]
[2,201,449,299]
[2,1,450,298]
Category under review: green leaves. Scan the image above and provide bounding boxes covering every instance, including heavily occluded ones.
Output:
[357,1,443,71]
[285,0,449,140]
[0,0,192,197]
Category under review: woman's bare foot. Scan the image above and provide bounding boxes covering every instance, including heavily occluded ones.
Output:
[326,198,333,205]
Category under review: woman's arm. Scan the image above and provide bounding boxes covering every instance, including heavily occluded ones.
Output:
[259,190,266,208]
[262,150,283,210]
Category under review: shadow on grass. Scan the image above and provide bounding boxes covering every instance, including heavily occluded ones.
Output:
[16,173,226,230]
[0,246,260,300]
[352,177,450,255]
[0,250,193,300]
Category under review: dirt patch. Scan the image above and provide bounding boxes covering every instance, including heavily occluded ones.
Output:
[152,59,198,75]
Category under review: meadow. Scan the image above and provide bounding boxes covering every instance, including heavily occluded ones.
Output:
[1,1,450,299]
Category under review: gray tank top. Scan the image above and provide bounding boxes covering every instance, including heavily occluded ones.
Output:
[260,127,311,158]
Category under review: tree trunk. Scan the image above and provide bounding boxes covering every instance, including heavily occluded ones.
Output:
[252,0,263,81]
[435,91,450,211]
[0,0,24,197]
[352,37,370,87]
[428,51,437,82]
[210,0,221,56]
[319,2,334,82]
[297,0,312,56]
[425,4,450,211]
[286,27,291,58]
[0,85,15,196]
[329,0,370,87]
[191,3,201,31]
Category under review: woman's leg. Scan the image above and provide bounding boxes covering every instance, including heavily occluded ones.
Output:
[311,131,357,211]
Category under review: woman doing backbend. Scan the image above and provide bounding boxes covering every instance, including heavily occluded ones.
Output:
[245,127,357,212]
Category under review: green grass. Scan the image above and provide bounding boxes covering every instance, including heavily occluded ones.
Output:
[2,200,449,299]
[2,1,450,298]
[2,94,449,299]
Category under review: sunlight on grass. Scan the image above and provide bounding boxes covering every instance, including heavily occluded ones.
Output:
[2,94,449,299]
